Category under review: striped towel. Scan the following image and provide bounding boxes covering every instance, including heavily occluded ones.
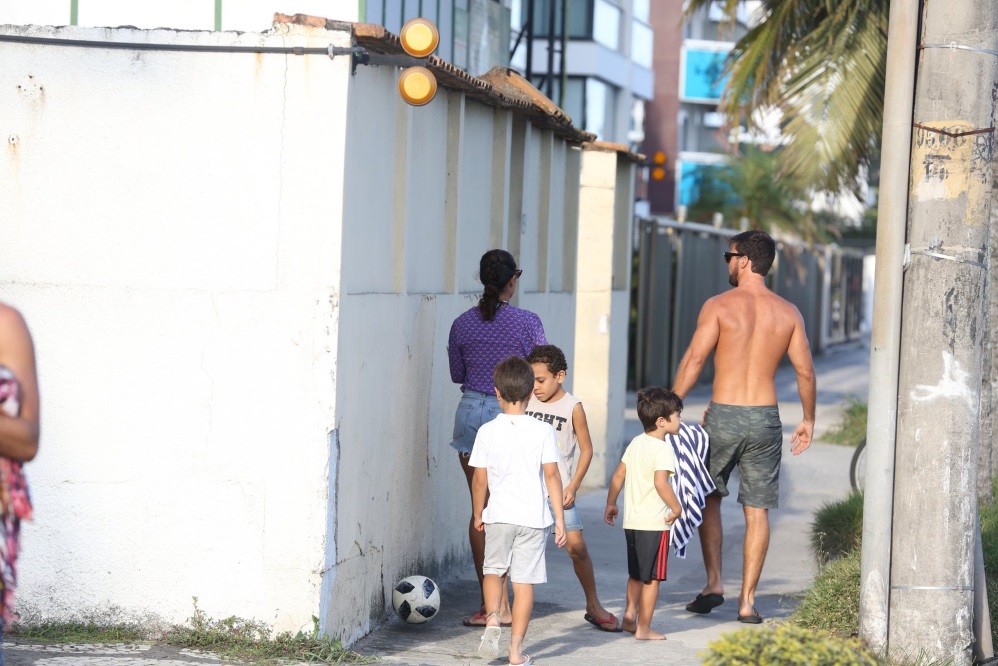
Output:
[667,422,715,558]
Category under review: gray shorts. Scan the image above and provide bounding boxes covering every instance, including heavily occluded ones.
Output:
[483,523,550,584]
[703,402,783,509]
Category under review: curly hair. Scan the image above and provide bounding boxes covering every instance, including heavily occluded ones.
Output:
[477,249,518,322]
[730,230,776,276]
[526,344,568,375]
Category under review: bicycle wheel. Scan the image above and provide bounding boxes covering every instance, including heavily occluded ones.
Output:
[849,438,867,492]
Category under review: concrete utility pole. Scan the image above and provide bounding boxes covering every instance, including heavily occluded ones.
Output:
[888,0,998,662]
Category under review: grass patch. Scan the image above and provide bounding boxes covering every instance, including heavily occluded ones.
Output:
[981,481,998,646]
[8,620,148,643]
[11,599,375,664]
[811,490,864,564]
[789,547,862,637]
[163,599,376,664]
[823,396,868,447]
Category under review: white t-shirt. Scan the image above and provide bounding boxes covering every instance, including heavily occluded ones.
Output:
[468,413,561,529]
[621,432,677,531]
[526,391,581,488]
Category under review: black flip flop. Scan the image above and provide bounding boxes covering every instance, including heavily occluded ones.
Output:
[738,611,763,624]
[685,592,725,614]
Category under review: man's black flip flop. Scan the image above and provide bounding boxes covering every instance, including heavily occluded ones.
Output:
[685,593,724,614]
[737,611,763,624]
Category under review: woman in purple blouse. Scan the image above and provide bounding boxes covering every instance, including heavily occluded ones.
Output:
[448,249,547,627]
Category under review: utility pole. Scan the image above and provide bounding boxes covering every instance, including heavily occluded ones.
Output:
[888,0,998,662]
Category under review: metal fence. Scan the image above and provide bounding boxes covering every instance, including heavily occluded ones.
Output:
[632,216,866,388]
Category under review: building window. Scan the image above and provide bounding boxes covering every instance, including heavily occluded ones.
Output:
[535,75,617,142]
[631,17,652,67]
[592,0,621,50]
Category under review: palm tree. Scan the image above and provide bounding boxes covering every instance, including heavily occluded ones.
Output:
[684,0,889,196]
[687,144,841,242]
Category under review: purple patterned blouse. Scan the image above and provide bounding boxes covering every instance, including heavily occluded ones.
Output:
[448,304,548,393]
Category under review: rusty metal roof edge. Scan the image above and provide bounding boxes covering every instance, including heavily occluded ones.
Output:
[273,13,592,143]
[582,140,644,162]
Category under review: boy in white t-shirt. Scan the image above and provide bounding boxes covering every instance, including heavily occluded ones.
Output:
[470,356,568,666]
[604,386,684,640]
[525,344,619,632]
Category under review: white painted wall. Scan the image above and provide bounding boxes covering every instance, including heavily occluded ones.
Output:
[327,60,585,641]
[0,20,349,633]
[0,15,636,645]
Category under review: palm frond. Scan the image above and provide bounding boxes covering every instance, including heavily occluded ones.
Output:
[685,0,890,194]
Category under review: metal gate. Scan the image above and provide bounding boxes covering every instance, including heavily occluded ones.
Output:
[632,216,866,389]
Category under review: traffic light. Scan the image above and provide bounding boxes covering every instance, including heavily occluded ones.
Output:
[651,151,667,181]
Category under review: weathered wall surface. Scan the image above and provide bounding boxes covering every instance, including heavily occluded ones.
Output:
[0,21,349,633]
[0,16,634,645]
[327,60,584,641]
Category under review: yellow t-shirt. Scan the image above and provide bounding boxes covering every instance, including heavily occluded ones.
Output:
[621,432,677,531]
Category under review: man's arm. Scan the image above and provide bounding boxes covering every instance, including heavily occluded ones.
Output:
[672,299,721,399]
[564,403,593,508]
[472,467,489,531]
[0,306,39,462]
[787,310,816,455]
[604,462,626,525]
[543,461,567,547]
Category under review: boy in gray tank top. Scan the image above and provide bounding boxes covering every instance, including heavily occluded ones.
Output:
[525,345,621,633]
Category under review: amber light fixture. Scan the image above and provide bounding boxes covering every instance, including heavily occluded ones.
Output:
[399,17,439,58]
[398,66,437,106]
[397,18,440,106]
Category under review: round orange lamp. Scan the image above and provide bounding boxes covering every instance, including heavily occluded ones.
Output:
[398,66,438,106]
[400,18,439,58]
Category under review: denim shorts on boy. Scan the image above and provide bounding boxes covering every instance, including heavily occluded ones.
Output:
[450,389,502,455]
[546,497,583,532]
[625,528,670,582]
[702,402,783,509]
[483,523,550,584]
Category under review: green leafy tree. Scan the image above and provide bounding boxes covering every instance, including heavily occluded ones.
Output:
[687,145,843,242]
[684,0,889,196]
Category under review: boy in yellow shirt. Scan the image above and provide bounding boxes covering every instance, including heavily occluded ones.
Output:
[604,387,684,640]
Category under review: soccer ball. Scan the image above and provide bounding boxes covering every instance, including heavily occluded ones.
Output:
[392,575,441,624]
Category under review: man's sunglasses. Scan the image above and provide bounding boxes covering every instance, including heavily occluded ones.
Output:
[723,252,746,263]
[512,269,523,279]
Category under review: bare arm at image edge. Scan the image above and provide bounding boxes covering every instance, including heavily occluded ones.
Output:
[0,306,39,462]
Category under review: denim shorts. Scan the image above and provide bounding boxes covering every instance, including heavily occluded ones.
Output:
[547,497,584,532]
[450,389,502,455]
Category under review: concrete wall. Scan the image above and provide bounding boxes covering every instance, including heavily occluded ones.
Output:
[0,15,635,644]
[327,60,583,641]
[0,22,350,631]
[574,147,635,486]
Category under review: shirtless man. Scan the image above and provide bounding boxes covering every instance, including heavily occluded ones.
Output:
[672,230,815,624]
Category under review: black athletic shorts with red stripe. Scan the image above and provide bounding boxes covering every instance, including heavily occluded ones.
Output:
[625,529,669,582]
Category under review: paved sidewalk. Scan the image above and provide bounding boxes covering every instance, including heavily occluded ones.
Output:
[353,339,870,665]
[3,340,870,666]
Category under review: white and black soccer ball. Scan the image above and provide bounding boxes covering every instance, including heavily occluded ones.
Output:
[392,575,441,624]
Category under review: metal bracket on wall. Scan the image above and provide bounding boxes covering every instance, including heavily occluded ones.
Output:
[327,45,426,75]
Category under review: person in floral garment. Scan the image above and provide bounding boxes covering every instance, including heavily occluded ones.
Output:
[0,303,39,659]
